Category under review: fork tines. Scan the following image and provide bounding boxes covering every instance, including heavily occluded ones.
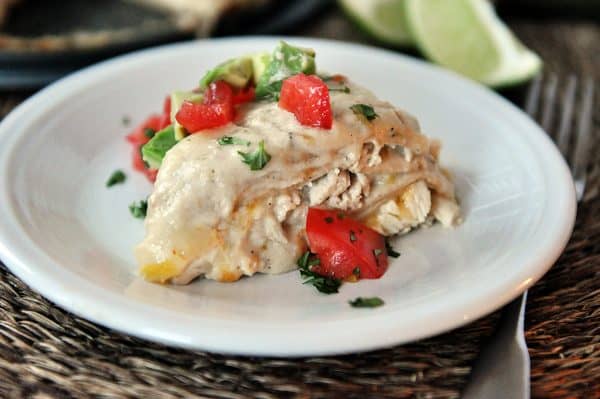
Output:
[525,74,595,201]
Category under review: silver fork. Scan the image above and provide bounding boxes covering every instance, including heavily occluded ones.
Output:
[462,75,595,399]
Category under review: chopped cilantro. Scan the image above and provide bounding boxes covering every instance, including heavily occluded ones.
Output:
[144,128,156,138]
[351,104,378,121]
[218,136,251,146]
[352,267,361,277]
[324,217,334,224]
[106,170,126,187]
[238,140,271,171]
[349,230,357,242]
[373,248,383,257]
[255,41,316,100]
[320,74,347,83]
[297,251,341,294]
[328,85,351,94]
[129,200,148,219]
[349,297,384,308]
[386,239,401,258]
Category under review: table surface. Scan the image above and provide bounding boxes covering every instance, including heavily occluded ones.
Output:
[0,5,599,399]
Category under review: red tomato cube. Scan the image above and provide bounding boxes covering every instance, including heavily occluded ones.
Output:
[306,208,388,279]
[279,74,332,129]
[175,81,234,133]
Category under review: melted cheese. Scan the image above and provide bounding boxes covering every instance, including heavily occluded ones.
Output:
[135,80,459,284]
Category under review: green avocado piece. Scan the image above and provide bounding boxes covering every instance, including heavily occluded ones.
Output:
[251,51,271,85]
[255,41,317,100]
[200,57,253,89]
[170,91,203,140]
[141,125,177,170]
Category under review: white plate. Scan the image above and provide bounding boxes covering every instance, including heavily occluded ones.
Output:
[0,37,576,357]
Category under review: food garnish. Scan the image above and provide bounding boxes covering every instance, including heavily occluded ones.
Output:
[175,81,234,133]
[297,252,342,294]
[127,42,461,290]
[349,297,384,308]
[144,128,156,139]
[279,73,332,129]
[238,140,271,171]
[142,125,177,170]
[386,239,401,258]
[129,200,148,219]
[256,41,316,100]
[351,104,379,121]
[106,170,126,187]
[306,208,389,280]
[218,136,251,146]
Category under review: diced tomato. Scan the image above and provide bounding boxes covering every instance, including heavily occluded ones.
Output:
[175,81,234,133]
[131,144,158,182]
[163,96,171,116]
[201,81,234,107]
[279,73,332,129]
[305,208,388,279]
[131,146,146,172]
[144,168,158,182]
[125,113,165,182]
[329,74,347,83]
[126,115,162,145]
[233,86,255,105]
[176,101,233,133]
[158,113,171,130]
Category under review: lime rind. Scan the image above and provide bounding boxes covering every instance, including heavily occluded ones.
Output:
[404,0,542,87]
[339,0,413,47]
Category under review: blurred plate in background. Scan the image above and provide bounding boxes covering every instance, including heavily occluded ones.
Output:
[0,0,330,89]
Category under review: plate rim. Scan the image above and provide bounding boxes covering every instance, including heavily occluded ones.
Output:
[0,36,577,356]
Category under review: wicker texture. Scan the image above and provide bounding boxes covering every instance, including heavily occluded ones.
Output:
[0,269,499,399]
[0,9,599,399]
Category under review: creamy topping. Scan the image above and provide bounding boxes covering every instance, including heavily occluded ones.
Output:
[136,80,459,284]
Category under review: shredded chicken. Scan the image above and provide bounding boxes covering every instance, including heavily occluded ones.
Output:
[308,169,351,206]
[136,79,460,284]
[372,180,432,235]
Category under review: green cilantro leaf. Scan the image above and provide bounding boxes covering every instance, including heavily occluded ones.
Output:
[129,199,148,219]
[386,239,401,258]
[349,297,384,308]
[255,41,316,101]
[238,140,271,171]
[144,128,156,138]
[349,230,357,242]
[297,251,341,294]
[351,104,378,121]
[328,85,351,93]
[218,136,251,146]
[106,170,126,188]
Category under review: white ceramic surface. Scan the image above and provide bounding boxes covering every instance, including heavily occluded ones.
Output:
[0,37,576,356]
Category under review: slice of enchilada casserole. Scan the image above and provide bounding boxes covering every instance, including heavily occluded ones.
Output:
[131,42,460,284]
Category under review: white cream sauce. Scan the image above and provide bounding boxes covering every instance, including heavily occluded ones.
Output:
[135,81,459,284]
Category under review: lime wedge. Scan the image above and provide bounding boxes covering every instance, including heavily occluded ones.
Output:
[404,0,542,87]
[339,0,413,47]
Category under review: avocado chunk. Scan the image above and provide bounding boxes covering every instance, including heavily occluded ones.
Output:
[251,51,271,85]
[255,41,317,100]
[200,57,253,89]
[170,91,203,140]
[141,125,177,170]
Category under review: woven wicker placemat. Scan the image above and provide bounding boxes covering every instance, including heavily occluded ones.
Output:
[0,94,598,399]
[0,18,599,399]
